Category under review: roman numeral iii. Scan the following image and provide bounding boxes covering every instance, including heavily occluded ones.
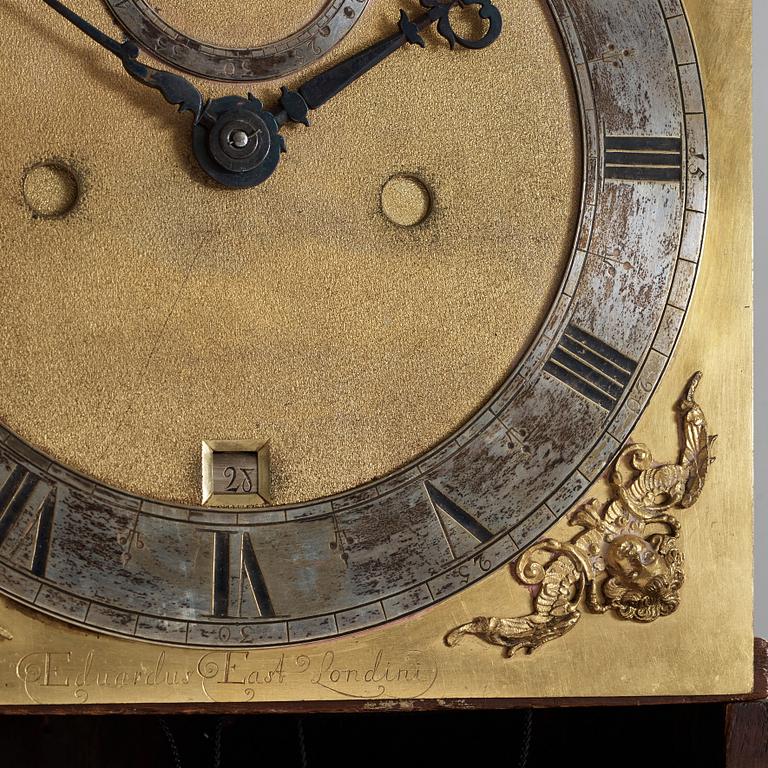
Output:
[604,135,683,183]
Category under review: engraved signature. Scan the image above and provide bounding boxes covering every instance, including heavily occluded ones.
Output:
[197,648,438,703]
[13,647,439,704]
[295,650,437,699]
[15,651,192,704]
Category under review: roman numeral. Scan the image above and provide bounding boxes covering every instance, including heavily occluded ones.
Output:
[425,482,494,559]
[0,465,56,577]
[209,530,275,619]
[604,135,683,182]
[544,323,637,411]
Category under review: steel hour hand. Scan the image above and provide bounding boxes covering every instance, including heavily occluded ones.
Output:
[276,0,504,125]
[193,0,502,189]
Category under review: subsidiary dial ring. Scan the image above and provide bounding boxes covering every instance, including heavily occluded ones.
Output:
[103,0,371,81]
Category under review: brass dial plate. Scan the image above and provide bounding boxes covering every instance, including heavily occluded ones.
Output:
[0,0,707,648]
[0,0,754,708]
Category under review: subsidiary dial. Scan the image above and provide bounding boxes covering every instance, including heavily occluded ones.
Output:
[103,0,370,81]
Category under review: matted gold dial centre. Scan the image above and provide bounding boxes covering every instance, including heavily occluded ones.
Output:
[0,0,579,506]
[155,2,324,48]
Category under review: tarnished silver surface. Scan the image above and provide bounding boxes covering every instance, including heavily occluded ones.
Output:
[104,0,370,81]
[0,0,707,647]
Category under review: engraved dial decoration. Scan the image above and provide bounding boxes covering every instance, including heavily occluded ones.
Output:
[0,0,707,648]
[104,0,370,81]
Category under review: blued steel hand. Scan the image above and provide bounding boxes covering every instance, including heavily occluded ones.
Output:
[40,0,204,123]
[276,0,503,126]
[38,0,502,188]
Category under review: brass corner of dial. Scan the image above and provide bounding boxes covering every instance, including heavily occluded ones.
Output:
[445,372,717,658]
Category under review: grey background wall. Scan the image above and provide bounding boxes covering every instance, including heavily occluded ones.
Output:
[754,2,765,638]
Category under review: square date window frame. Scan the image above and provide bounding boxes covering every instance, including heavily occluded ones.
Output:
[201,439,271,507]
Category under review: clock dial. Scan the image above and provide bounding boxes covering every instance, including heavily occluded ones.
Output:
[2,0,578,507]
[104,0,371,80]
[0,0,706,648]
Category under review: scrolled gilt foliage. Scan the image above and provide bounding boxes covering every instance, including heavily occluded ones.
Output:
[445,372,715,657]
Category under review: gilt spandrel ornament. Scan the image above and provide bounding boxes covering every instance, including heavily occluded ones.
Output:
[445,372,716,657]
